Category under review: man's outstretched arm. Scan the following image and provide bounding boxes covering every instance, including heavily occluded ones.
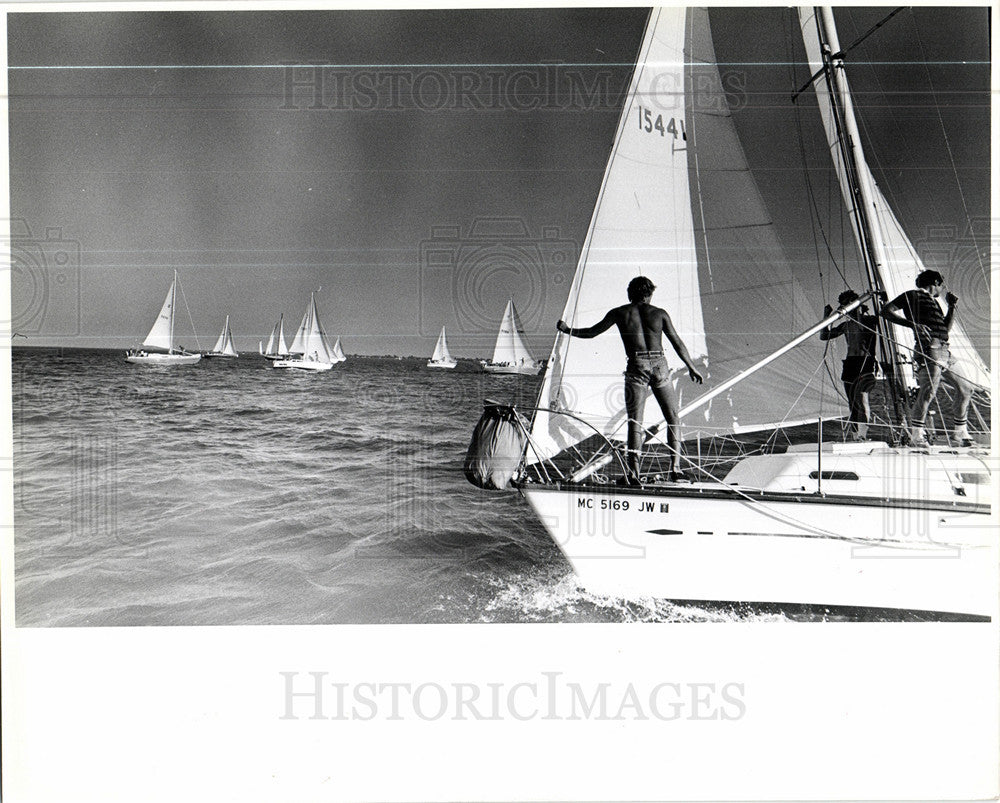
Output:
[661,311,703,384]
[557,310,617,339]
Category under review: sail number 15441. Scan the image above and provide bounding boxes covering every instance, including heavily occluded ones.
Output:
[637,106,686,140]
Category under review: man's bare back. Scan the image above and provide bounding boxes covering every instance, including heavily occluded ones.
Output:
[557,276,703,483]
[558,301,702,380]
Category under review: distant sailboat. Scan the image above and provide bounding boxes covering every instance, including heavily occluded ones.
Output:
[480,300,542,375]
[331,337,347,363]
[204,314,238,358]
[273,293,338,372]
[260,314,290,361]
[427,326,457,369]
[125,270,201,365]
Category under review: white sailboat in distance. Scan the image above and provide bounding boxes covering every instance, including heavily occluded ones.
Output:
[480,299,543,375]
[476,8,993,619]
[331,337,347,363]
[204,314,238,358]
[427,326,458,369]
[125,270,201,365]
[260,314,290,361]
[273,293,338,372]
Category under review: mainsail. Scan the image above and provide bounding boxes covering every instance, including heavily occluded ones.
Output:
[528,8,828,464]
[265,315,289,357]
[331,337,346,363]
[798,7,991,392]
[432,327,453,363]
[289,294,335,363]
[142,274,177,352]
[211,315,238,356]
[491,300,536,365]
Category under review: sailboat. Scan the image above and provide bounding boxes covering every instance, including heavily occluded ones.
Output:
[204,315,239,358]
[273,293,338,371]
[125,270,201,365]
[331,337,347,364]
[480,299,543,375]
[483,8,993,618]
[260,314,290,361]
[427,326,457,369]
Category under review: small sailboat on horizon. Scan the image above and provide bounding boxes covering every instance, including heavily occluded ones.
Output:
[273,293,339,372]
[331,337,347,364]
[204,314,239,358]
[427,326,457,369]
[260,314,290,361]
[125,270,201,366]
[480,299,542,375]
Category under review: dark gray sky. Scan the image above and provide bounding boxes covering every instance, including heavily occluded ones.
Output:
[7,6,990,358]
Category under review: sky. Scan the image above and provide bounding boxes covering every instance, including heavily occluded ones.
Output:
[6,6,991,359]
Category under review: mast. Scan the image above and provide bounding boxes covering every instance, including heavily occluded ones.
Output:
[811,8,909,426]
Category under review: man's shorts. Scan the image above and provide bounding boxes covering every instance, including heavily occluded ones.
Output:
[916,338,952,371]
[841,354,876,383]
[625,351,672,389]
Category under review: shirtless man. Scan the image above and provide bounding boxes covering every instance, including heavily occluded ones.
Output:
[557,276,703,484]
[820,289,879,440]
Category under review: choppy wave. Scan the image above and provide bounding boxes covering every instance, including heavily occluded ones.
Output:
[12,349,801,626]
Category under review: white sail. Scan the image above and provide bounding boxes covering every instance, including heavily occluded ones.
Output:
[142,275,176,352]
[289,294,335,363]
[288,306,310,356]
[528,8,827,464]
[432,327,452,363]
[211,315,238,356]
[265,315,289,357]
[332,337,346,362]
[798,8,990,392]
[490,300,536,365]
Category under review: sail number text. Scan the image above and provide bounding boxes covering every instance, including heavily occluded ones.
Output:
[637,106,686,140]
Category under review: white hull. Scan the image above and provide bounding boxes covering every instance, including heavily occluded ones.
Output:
[126,351,201,365]
[272,358,334,372]
[203,352,238,359]
[427,359,458,369]
[481,361,542,376]
[522,481,994,618]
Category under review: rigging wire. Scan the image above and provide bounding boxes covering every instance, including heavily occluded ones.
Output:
[907,8,989,283]
[843,9,932,237]
[786,9,853,292]
[178,276,202,352]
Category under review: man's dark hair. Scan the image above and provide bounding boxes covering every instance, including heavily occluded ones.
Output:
[627,276,656,303]
[838,289,859,305]
[915,269,944,289]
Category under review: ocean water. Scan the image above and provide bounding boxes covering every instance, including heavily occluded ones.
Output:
[13,348,943,626]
